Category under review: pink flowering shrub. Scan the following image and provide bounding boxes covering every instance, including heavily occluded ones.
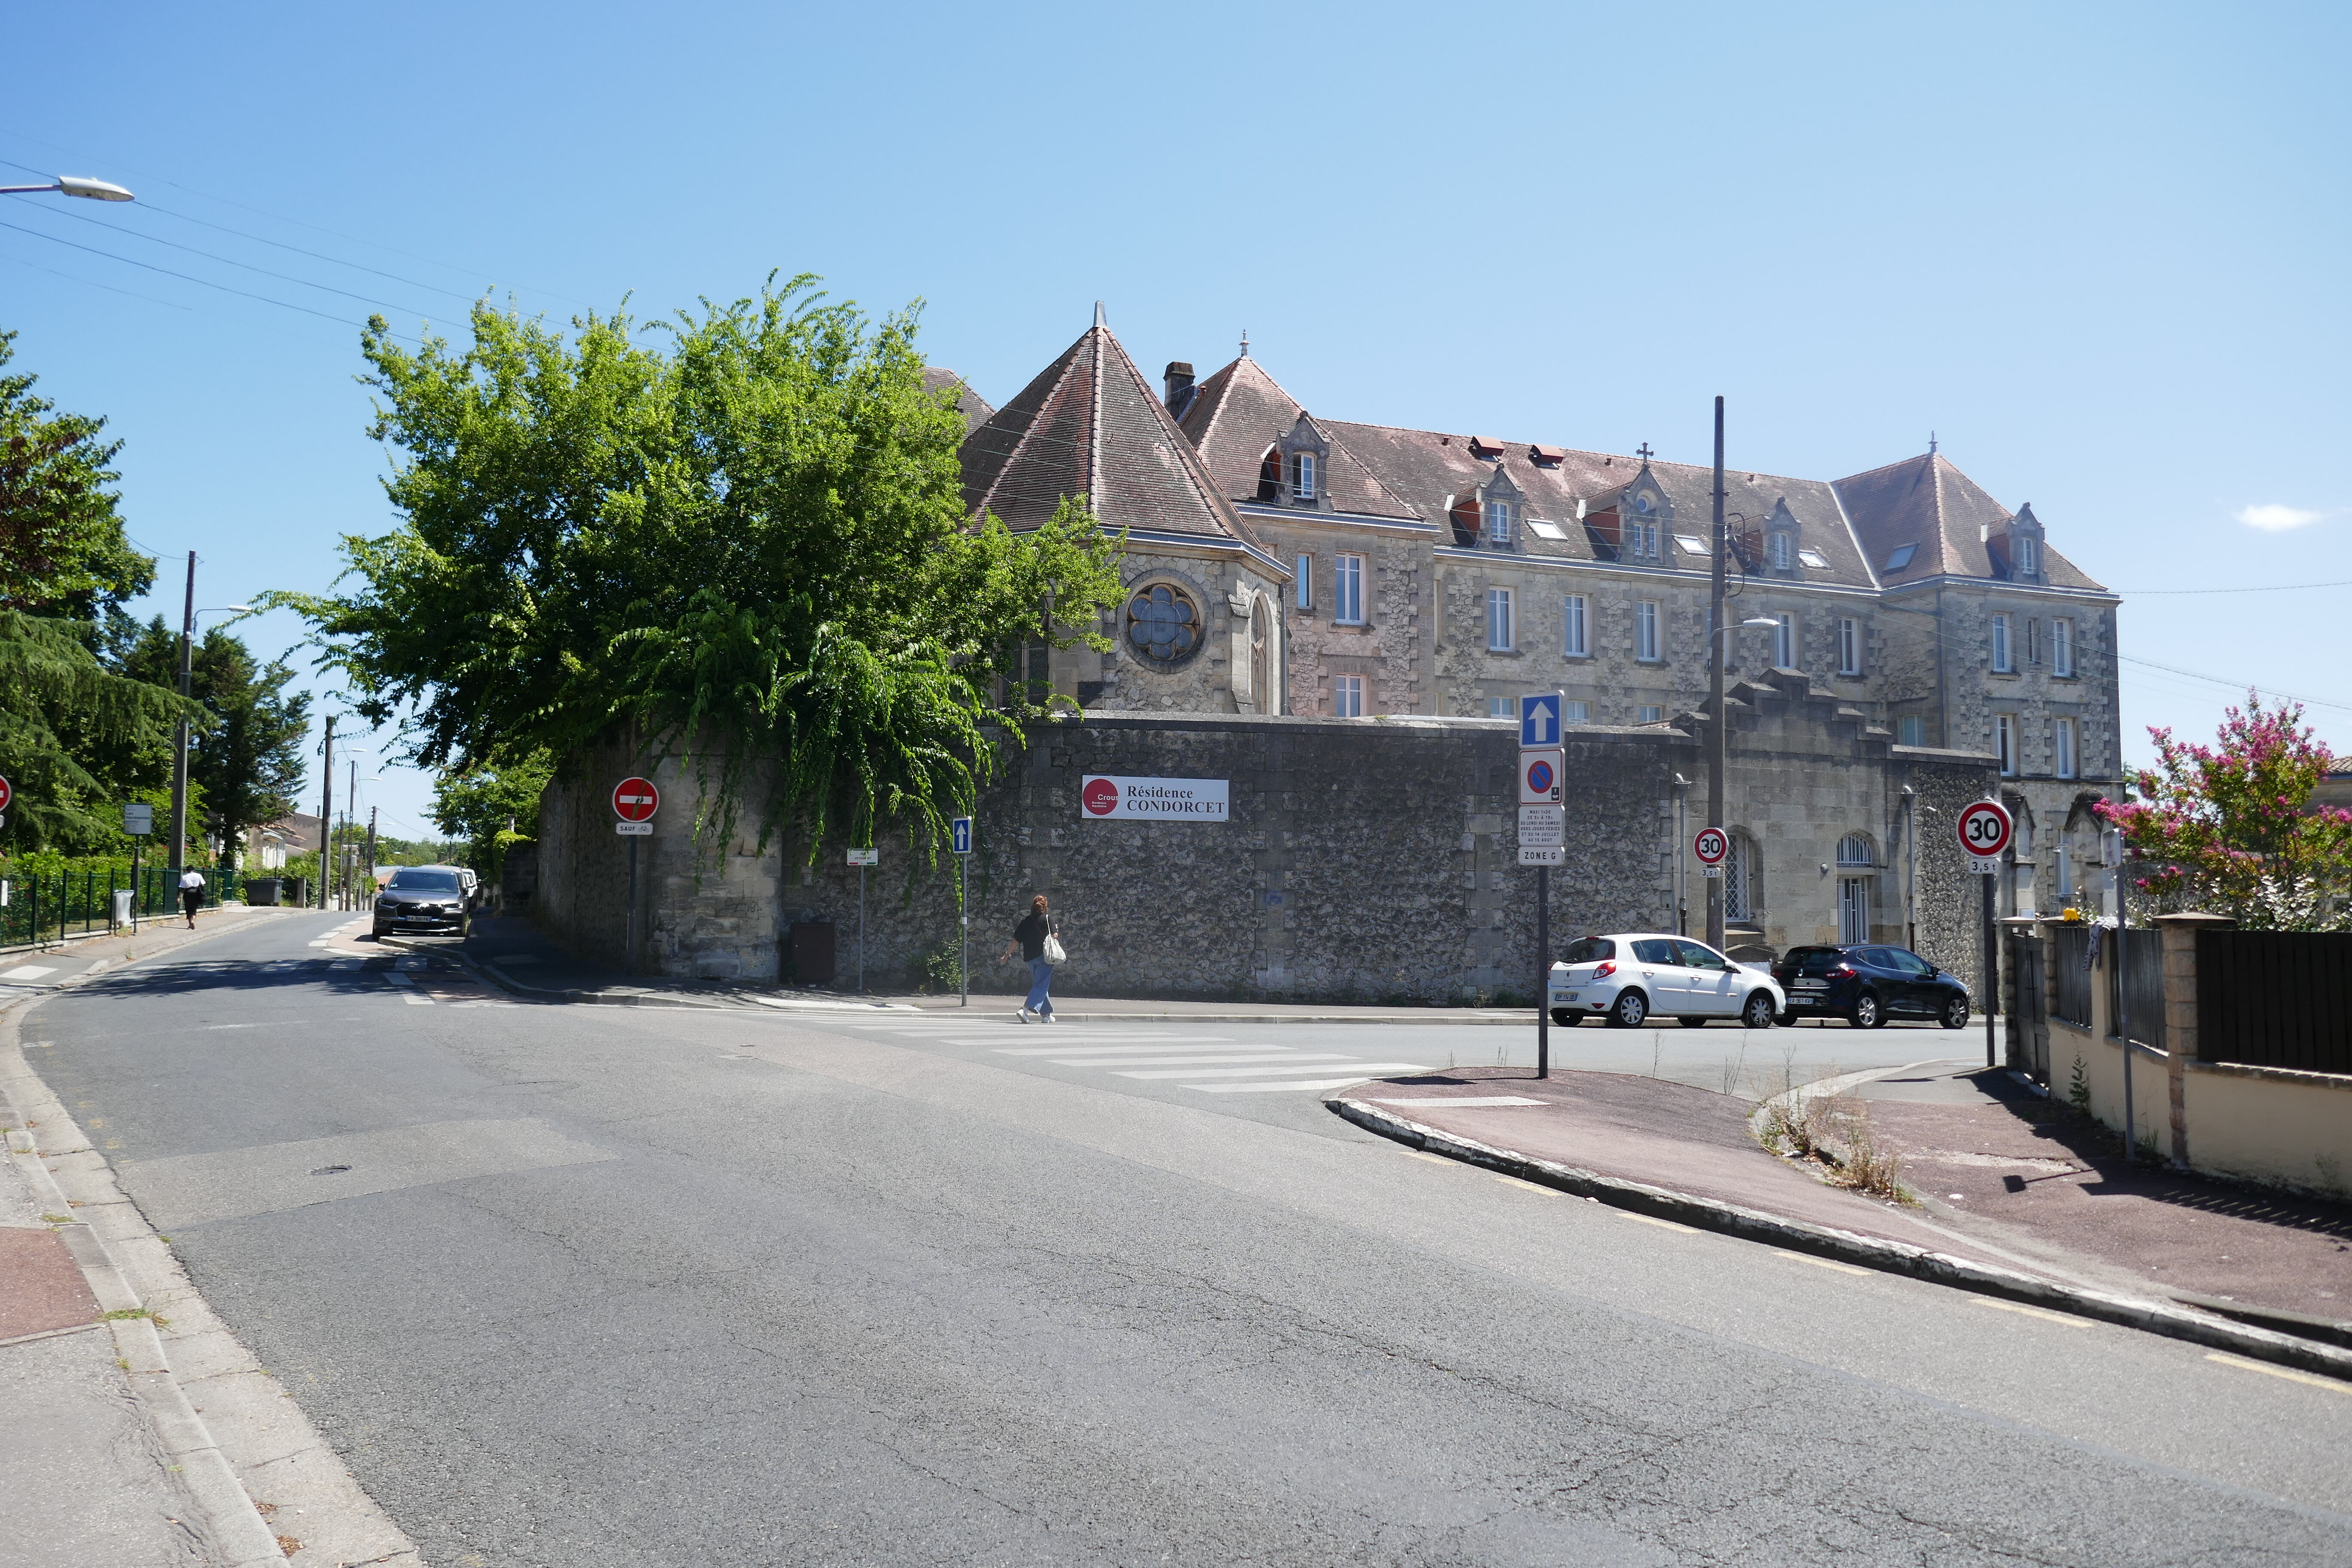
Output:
[2097,695,2352,930]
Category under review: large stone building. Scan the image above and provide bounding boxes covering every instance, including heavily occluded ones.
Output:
[959,309,2124,942]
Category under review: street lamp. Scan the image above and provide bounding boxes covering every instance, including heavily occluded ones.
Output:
[0,175,135,202]
[167,604,254,875]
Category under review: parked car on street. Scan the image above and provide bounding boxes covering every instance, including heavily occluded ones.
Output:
[1547,934,1787,1029]
[1770,943,1972,1029]
[371,866,473,939]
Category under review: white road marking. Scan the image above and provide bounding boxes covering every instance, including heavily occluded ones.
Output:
[0,965,57,981]
[1189,1077,1400,1093]
[1773,1249,1874,1277]
[1370,1096,1544,1107]
[1619,1211,1699,1234]
[401,993,435,1006]
[385,972,416,988]
[1118,1061,1428,1081]
[935,1034,1224,1047]
[1052,1053,1352,1069]
[991,1041,1234,1056]
[2205,1352,2352,1393]
[1493,1174,1560,1195]
[1972,1298,2093,1328]
[330,959,359,971]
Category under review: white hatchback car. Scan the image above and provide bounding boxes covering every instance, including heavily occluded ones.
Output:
[1547,933,1786,1029]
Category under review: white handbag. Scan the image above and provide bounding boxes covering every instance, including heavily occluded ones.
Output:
[1041,931,1066,966]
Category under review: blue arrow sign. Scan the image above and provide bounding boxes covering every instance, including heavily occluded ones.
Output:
[950,817,973,855]
[1519,693,1561,748]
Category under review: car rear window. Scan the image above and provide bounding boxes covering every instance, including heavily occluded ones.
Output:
[1560,937,1615,964]
[386,871,462,893]
[1782,946,1847,975]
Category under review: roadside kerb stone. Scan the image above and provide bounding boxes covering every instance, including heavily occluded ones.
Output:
[1327,1092,2352,1385]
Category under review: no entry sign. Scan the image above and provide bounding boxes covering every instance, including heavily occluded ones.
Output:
[612,776,660,822]
[1957,799,2013,871]
[0,775,11,814]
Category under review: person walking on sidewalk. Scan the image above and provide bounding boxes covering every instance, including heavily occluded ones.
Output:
[177,867,205,929]
[1000,895,1057,1023]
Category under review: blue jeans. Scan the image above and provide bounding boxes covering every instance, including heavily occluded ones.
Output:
[1025,956,1055,1015]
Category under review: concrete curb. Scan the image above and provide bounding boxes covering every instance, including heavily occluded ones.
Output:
[375,933,766,1011]
[2,1011,286,1566]
[1326,1093,2352,1385]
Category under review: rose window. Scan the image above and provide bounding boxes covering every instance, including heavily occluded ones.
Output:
[1126,584,1199,664]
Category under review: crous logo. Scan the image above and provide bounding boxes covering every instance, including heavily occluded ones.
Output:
[1082,779,1120,816]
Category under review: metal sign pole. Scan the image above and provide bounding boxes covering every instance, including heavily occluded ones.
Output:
[858,862,867,994]
[1536,863,1550,1080]
[625,834,638,976]
[1982,870,1997,1069]
[2115,851,2132,1158]
[959,854,968,1007]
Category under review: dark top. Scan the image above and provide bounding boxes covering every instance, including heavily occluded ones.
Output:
[1014,912,1049,962]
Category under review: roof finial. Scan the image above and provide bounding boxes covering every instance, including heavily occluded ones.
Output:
[1239,328,1250,359]
[1635,442,1655,463]
[1094,300,1106,330]
[1929,429,1938,455]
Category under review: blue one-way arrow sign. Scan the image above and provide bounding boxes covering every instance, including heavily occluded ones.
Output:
[1519,693,1561,748]
[950,817,973,855]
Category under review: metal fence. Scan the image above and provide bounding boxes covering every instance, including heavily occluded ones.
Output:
[2051,924,2094,1027]
[2196,930,2352,1075]
[0,865,244,951]
[2107,924,2165,1051]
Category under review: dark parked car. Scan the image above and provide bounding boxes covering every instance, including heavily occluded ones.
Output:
[1771,943,1971,1029]
[372,867,471,938]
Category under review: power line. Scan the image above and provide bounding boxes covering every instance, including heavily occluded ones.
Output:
[2116,654,2352,714]
[25,197,442,318]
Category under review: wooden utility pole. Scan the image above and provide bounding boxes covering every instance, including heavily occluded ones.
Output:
[1706,397,1729,955]
[318,716,334,909]
[168,551,196,872]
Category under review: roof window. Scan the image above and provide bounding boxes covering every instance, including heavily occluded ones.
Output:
[1674,534,1708,555]
[1525,519,1566,540]
[1884,542,1918,571]
[1529,444,1566,468]
[1468,435,1506,459]
[1798,548,1828,569]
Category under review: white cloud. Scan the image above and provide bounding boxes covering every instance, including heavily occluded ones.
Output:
[2233,503,2328,532]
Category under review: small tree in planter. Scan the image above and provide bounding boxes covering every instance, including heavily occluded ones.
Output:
[2099,695,2352,930]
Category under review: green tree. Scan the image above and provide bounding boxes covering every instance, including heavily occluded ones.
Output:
[272,276,1121,863]
[2100,694,2352,930]
[116,620,315,870]
[0,610,196,851]
[431,750,554,882]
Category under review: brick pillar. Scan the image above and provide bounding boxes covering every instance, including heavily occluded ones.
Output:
[2154,911,2234,1169]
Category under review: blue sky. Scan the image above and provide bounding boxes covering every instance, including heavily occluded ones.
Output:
[4,0,2346,837]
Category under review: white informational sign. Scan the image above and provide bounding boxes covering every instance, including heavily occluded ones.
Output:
[1518,748,1565,805]
[1079,775,1229,821]
[1519,804,1566,866]
[122,802,153,835]
[1701,865,1724,878]
[615,821,652,836]
[1966,856,2001,876]
[847,848,880,866]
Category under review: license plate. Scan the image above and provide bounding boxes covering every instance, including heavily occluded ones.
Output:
[1561,992,1579,1001]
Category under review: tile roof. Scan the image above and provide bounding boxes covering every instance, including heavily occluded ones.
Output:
[960,318,1268,554]
[1834,453,2106,591]
[921,367,996,437]
[1177,356,1420,520]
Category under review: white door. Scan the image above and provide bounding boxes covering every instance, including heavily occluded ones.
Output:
[1675,940,1741,1014]
[1838,878,1871,945]
[1629,938,1687,1011]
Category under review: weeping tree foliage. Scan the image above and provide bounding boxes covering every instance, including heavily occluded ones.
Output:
[272,276,1122,864]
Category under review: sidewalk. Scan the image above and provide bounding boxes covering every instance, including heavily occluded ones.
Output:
[1333,1064,2352,1379]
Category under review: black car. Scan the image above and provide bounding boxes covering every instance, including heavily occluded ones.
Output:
[372,867,471,938]
[1771,943,1971,1029]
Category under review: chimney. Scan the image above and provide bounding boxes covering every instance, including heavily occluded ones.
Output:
[1163,361,1196,417]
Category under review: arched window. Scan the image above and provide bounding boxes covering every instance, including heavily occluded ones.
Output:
[1836,833,1875,868]
[1126,583,1201,665]
[1249,597,1272,713]
[1724,831,1759,922]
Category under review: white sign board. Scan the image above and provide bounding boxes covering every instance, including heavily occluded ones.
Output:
[847,848,879,866]
[1966,856,2001,876]
[1518,804,1565,848]
[1518,749,1565,805]
[1079,775,1229,821]
[122,802,154,835]
[615,821,652,836]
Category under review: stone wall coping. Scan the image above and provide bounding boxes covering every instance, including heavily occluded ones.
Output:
[2185,1057,2352,1092]
[1027,712,1696,746]
[2153,911,2238,929]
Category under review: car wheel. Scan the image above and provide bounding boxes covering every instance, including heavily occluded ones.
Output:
[1849,992,1885,1029]
[1742,991,1778,1029]
[1550,1008,1582,1027]
[1607,990,1648,1028]
[1941,995,1970,1030]
[369,924,386,940]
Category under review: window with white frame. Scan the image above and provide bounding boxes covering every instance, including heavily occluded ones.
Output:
[1562,594,1589,657]
[1333,554,1363,625]
[1333,674,1364,718]
[1635,600,1661,662]
[2052,617,2075,677]
[1487,587,1514,651]
[1773,612,1796,669]
[1484,499,1513,547]
[1564,699,1591,723]
[1991,613,2013,672]
[1637,704,1663,723]
[1838,616,1862,675]
[1289,450,1317,503]
[1769,533,1793,571]
[1996,714,2018,775]
[1295,554,1313,611]
[1897,715,1926,747]
[2055,716,2078,779]
[2027,618,2043,667]
[2016,535,2039,577]
[1488,697,1512,719]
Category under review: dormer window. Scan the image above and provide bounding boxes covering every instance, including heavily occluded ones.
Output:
[1768,533,1793,571]
[2015,535,2039,577]
[1256,446,1280,502]
[1484,499,1513,547]
[2006,502,2046,582]
[1289,450,1317,504]
[1273,413,1330,511]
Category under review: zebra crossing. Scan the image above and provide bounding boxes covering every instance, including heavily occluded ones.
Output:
[850,1016,1428,1095]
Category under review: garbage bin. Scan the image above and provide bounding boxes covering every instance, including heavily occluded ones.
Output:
[111,888,133,929]
[246,877,282,907]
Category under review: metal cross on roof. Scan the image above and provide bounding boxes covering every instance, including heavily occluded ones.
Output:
[1635,443,1655,462]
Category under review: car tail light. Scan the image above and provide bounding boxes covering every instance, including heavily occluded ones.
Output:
[1593,962,1617,979]
[1828,962,1856,977]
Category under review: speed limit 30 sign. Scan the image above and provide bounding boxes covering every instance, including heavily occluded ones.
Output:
[1693,826,1729,878]
[1957,799,2013,873]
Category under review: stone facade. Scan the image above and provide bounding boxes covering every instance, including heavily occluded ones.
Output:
[536,707,1998,1002]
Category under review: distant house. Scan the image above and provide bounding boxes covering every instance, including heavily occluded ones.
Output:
[247,813,322,870]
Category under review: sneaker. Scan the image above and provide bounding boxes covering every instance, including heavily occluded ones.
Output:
[1016,1007,1031,1023]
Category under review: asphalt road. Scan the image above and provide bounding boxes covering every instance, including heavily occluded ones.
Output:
[29,912,2352,1566]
